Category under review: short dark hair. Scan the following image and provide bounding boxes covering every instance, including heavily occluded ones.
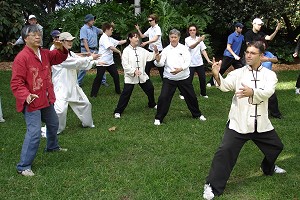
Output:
[148,14,158,23]
[21,25,41,40]
[102,23,113,32]
[247,41,265,53]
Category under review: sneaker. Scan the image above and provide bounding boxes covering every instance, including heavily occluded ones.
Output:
[102,82,109,87]
[154,119,161,125]
[179,95,185,100]
[0,117,5,122]
[203,184,214,200]
[206,83,212,87]
[201,95,209,98]
[46,147,68,152]
[17,169,35,176]
[296,88,300,94]
[154,105,157,109]
[41,126,47,138]
[274,165,286,174]
[199,115,207,121]
[114,113,121,119]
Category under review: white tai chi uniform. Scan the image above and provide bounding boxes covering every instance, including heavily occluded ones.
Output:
[52,51,96,134]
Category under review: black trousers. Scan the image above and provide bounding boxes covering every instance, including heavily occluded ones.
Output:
[189,66,207,96]
[145,60,164,80]
[296,72,300,88]
[206,125,284,196]
[268,92,281,117]
[155,78,202,122]
[90,64,120,97]
[114,80,156,114]
[208,56,243,85]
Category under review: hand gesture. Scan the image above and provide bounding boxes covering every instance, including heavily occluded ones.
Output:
[152,45,158,54]
[235,83,254,98]
[275,21,281,31]
[198,35,205,42]
[53,41,64,51]
[211,57,222,76]
[135,24,140,30]
[26,94,39,104]
[135,69,142,76]
[170,67,183,75]
[234,55,241,60]
[91,52,100,60]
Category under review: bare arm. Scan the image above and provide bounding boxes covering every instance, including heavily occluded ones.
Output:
[188,35,205,49]
[135,24,146,38]
[226,43,240,60]
[265,22,281,41]
[201,50,212,64]
[141,35,159,47]
[83,39,90,53]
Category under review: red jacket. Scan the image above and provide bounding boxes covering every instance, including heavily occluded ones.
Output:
[11,46,68,112]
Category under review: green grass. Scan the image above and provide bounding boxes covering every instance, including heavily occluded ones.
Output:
[0,70,299,199]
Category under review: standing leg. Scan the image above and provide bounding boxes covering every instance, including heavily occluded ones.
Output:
[54,98,69,134]
[205,126,248,196]
[41,104,60,151]
[252,129,284,175]
[268,92,282,118]
[145,61,153,77]
[17,107,42,171]
[295,72,300,94]
[106,64,121,94]
[90,66,106,97]
[114,84,135,114]
[139,79,156,108]
[178,78,202,118]
[77,70,86,86]
[155,79,177,122]
[196,66,207,96]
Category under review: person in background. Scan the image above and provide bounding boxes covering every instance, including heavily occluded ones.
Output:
[207,22,244,87]
[183,24,212,100]
[261,41,282,119]
[50,30,61,50]
[9,15,43,47]
[135,13,164,79]
[114,32,159,119]
[292,38,300,94]
[77,14,107,87]
[203,41,285,200]
[10,25,68,176]
[90,22,126,97]
[153,29,206,126]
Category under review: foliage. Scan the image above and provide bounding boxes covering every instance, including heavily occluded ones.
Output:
[1,70,300,199]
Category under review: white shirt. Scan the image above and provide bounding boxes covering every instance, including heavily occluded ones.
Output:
[97,33,119,66]
[52,51,96,101]
[215,65,277,134]
[144,24,163,51]
[122,45,156,84]
[154,43,191,81]
[185,36,206,66]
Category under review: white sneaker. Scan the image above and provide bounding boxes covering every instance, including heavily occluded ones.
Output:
[41,126,47,138]
[0,117,5,122]
[206,83,212,87]
[154,119,161,125]
[179,95,185,100]
[296,88,300,94]
[199,115,207,121]
[18,169,35,176]
[154,105,157,109]
[203,184,214,200]
[274,165,286,174]
[114,113,121,119]
[201,95,209,98]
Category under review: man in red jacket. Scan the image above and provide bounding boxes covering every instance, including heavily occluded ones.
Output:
[11,25,68,176]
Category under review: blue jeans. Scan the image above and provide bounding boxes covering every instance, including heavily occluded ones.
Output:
[77,48,106,86]
[16,104,60,171]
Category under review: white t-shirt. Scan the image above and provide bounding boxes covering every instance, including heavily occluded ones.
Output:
[97,33,119,66]
[185,36,206,67]
[144,24,163,51]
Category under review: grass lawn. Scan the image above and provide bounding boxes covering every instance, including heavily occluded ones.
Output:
[0,70,299,199]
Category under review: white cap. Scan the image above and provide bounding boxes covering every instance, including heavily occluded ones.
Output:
[252,18,264,25]
[59,32,76,41]
[28,15,36,20]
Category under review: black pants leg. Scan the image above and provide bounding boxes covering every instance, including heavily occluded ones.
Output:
[90,66,106,97]
[296,72,300,88]
[139,79,156,108]
[252,129,284,175]
[268,92,281,118]
[177,78,202,118]
[106,64,121,94]
[155,79,177,122]
[194,66,207,96]
[114,84,134,114]
[208,56,234,85]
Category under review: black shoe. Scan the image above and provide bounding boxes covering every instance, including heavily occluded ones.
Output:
[271,114,283,119]
[45,147,68,152]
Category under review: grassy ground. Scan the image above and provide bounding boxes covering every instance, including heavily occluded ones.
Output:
[0,70,299,200]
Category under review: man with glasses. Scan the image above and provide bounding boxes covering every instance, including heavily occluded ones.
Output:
[135,14,164,79]
[202,41,286,200]
[207,22,244,87]
[11,25,68,176]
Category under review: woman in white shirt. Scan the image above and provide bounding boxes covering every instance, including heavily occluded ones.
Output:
[114,32,159,118]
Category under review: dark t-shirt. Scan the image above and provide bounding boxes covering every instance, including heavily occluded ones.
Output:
[244,30,266,43]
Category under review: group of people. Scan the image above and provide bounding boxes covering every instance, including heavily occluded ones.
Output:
[6,12,295,200]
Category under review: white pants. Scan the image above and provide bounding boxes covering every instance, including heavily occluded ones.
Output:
[54,92,94,134]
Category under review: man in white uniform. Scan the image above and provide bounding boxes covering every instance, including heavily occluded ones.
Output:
[202,41,286,200]
[52,32,101,134]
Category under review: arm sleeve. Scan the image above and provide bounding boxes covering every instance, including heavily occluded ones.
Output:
[48,48,69,66]
[154,49,167,67]
[122,49,136,77]
[59,52,95,70]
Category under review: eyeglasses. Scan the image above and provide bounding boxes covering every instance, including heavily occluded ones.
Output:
[28,33,42,37]
[244,51,260,56]
[148,19,154,22]
[189,29,196,32]
[54,36,59,39]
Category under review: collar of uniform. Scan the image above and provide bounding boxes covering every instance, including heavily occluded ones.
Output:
[151,24,158,29]
[247,65,263,71]
[129,45,138,50]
